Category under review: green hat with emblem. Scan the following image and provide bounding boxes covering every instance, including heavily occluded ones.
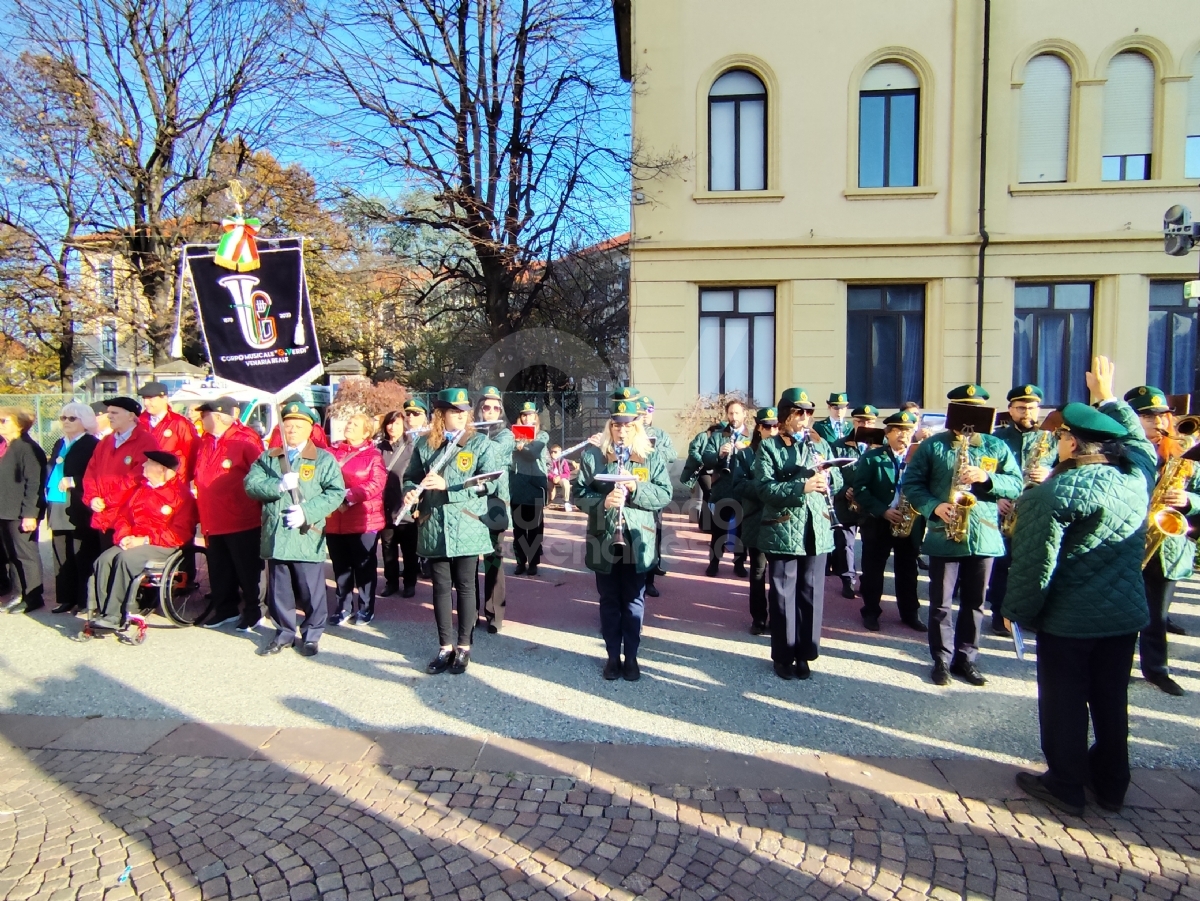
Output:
[402,397,429,414]
[777,387,815,412]
[1060,402,1128,441]
[755,407,779,425]
[827,392,849,406]
[947,384,989,405]
[435,387,473,411]
[1123,385,1169,414]
[641,395,655,411]
[518,400,539,414]
[609,397,640,423]
[1007,384,1044,403]
[851,404,879,419]
[610,385,641,402]
[480,385,503,401]
[281,399,318,423]
[884,410,919,429]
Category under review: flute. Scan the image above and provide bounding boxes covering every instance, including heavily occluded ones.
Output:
[397,432,464,524]
[407,419,495,437]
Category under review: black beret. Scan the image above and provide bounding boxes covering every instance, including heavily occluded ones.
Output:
[104,396,143,415]
[143,450,180,470]
[137,381,170,398]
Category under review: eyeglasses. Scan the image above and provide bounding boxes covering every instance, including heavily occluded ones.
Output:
[1054,428,1070,440]
[59,415,78,422]
[480,404,502,413]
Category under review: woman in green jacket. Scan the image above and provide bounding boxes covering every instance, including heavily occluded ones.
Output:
[510,401,551,576]
[475,386,512,632]
[733,406,778,635]
[402,388,499,675]
[575,396,672,682]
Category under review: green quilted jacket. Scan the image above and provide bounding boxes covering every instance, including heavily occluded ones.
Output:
[575,445,672,573]
[850,445,926,544]
[646,425,679,466]
[813,418,851,446]
[992,424,1058,472]
[244,443,347,563]
[510,429,550,506]
[731,446,764,549]
[903,430,1022,558]
[752,433,843,556]
[680,426,719,489]
[403,432,499,558]
[702,425,754,504]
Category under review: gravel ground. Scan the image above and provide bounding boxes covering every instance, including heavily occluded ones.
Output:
[2,511,1198,767]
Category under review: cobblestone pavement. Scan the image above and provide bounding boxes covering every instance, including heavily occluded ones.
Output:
[2,724,1200,901]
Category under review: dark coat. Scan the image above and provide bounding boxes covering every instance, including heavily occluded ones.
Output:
[45,434,99,531]
[0,433,47,521]
[378,436,417,523]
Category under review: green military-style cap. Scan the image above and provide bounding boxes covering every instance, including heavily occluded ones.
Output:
[1124,385,1169,414]
[436,387,473,411]
[610,398,640,423]
[1007,384,1044,403]
[827,392,849,406]
[641,395,655,410]
[480,385,503,400]
[852,405,879,419]
[884,410,919,429]
[778,387,815,411]
[1060,402,1128,441]
[947,384,989,404]
[610,385,641,402]
[402,397,429,414]
[755,407,779,425]
[518,400,539,414]
[281,399,318,423]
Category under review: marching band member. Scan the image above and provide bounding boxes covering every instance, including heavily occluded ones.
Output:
[985,385,1055,635]
[510,401,551,579]
[681,420,723,501]
[829,404,878,599]
[137,381,197,480]
[475,386,512,630]
[734,406,778,635]
[640,397,676,598]
[754,388,841,680]
[850,411,925,632]
[575,395,672,681]
[813,392,851,445]
[1006,359,1154,815]
[403,388,500,674]
[82,397,160,551]
[902,386,1022,687]
[378,399,428,598]
[703,399,750,577]
[1125,384,1199,697]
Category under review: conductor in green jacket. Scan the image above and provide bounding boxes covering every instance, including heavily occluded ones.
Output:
[575,396,673,682]
[1005,358,1153,816]
[903,385,1023,687]
[245,400,347,657]
[475,386,512,632]
[754,388,842,681]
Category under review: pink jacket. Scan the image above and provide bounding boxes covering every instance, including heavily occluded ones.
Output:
[325,440,386,534]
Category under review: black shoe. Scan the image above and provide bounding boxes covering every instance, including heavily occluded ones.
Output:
[379,583,399,598]
[328,612,344,627]
[1016,771,1084,817]
[1146,673,1185,696]
[750,621,767,636]
[22,601,44,614]
[528,564,538,576]
[652,567,667,577]
[1087,783,1124,813]
[734,561,748,578]
[487,622,499,634]
[950,658,987,686]
[991,615,1011,636]
[603,658,622,680]
[258,641,288,657]
[794,659,811,680]
[51,603,76,614]
[1165,619,1187,636]
[917,558,929,571]
[862,614,880,632]
[449,648,470,674]
[841,578,856,599]
[901,615,927,632]
[931,662,951,686]
[773,661,793,680]
[358,612,373,625]
[622,657,640,681]
[401,584,416,598]
[236,618,260,633]
[427,648,454,674]
[300,641,318,657]
[514,562,527,575]
[705,561,719,577]
[645,583,660,598]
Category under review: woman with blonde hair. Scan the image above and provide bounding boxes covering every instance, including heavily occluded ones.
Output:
[574,393,672,681]
[0,408,47,614]
[44,403,101,613]
[326,411,387,625]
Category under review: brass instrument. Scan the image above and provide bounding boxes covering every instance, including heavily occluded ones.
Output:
[944,431,977,543]
[1142,455,1195,569]
[1001,429,1054,537]
[891,442,921,538]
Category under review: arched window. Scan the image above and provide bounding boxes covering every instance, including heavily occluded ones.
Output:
[1102,51,1155,181]
[1187,53,1200,179]
[1019,54,1071,183]
[859,62,919,188]
[708,70,766,191]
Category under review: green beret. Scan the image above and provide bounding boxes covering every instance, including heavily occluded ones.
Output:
[641,395,655,410]
[755,407,779,425]
[480,385,503,400]
[281,400,318,424]
[609,398,640,422]
[778,387,814,410]
[947,384,989,404]
[884,411,919,428]
[519,400,539,414]
[1124,386,1169,414]
[827,393,848,406]
[1060,402,1127,441]
[402,397,429,414]
[1007,384,1044,403]
[435,387,473,411]
[852,405,879,419]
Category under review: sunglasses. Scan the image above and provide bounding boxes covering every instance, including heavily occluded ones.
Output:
[59,415,78,422]
[403,411,424,417]
[480,404,503,412]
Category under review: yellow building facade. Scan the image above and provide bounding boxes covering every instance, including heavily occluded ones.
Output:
[622,0,1200,439]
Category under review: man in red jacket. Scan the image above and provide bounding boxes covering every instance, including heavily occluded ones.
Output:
[193,396,266,631]
[85,450,199,631]
[138,381,197,480]
[82,397,161,550]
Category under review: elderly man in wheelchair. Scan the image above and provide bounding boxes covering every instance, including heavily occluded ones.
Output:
[85,450,199,634]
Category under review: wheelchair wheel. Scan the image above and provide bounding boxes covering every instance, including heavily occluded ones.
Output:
[160,545,214,626]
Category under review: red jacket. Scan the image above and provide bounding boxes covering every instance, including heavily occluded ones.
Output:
[112,476,199,548]
[268,423,328,449]
[82,426,161,532]
[193,421,264,536]
[325,440,386,534]
[140,409,198,480]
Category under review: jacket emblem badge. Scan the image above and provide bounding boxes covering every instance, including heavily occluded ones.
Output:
[457,451,474,473]
[222,459,232,469]
[980,456,998,474]
[161,505,173,515]
[299,463,316,482]
[164,429,172,438]
[123,456,132,465]
[632,466,649,482]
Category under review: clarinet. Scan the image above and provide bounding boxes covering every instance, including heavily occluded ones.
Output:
[802,430,840,527]
[611,443,632,548]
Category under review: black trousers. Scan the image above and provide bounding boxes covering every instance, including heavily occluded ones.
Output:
[858,519,920,621]
[748,548,769,626]
[267,559,327,645]
[1140,556,1174,677]
[51,528,100,612]
[928,555,994,666]
[512,502,544,566]
[380,521,419,589]
[207,529,263,624]
[87,543,172,623]
[596,562,646,661]
[1036,630,1138,809]
[830,524,857,581]
[0,519,43,607]
[327,531,379,617]
[768,553,826,666]
[479,529,507,627]
[697,472,713,505]
[984,540,1011,617]
[431,556,477,647]
[709,497,745,566]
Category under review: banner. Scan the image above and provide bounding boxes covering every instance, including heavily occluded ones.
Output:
[181,237,323,400]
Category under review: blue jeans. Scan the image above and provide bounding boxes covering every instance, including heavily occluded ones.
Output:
[596,563,646,661]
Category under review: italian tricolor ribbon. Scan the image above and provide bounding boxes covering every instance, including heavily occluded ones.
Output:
[214,215,262,272]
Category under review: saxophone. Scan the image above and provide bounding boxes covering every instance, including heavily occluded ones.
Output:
[1142,456,1195,570]
[891,496,918,537]
[1001,429,1053,537]
[944,432,977,543]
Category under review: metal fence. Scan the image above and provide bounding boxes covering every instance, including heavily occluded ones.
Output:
[407,390,613,449]
[0,393,78,452]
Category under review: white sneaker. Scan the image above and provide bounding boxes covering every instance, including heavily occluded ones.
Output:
[203,613,240,629]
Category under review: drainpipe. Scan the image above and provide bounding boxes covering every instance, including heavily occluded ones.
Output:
[975,0,991,385]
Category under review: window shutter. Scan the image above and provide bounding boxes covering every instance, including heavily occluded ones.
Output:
[1103,52,1155,156]
[1019,54,1071,183]
[1188,53,1200,137]
[861,63,918,91]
